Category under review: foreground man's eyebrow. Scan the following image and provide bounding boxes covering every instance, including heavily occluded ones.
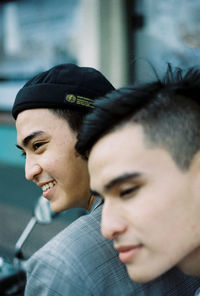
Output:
[16,131,45,149]
[105,172,141,191]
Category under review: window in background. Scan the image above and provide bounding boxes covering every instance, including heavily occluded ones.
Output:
[133,0,200,82]
[0,0,81,112]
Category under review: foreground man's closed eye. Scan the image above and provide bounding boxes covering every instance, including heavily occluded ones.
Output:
[76,64,200,295]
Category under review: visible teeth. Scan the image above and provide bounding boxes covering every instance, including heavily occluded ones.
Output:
[42,181,56,192]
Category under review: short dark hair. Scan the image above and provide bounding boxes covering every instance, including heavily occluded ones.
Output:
[76,64,200,170]
[50,108,89,133]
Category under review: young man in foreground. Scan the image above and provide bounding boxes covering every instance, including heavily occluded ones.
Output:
[76,65,200,294]
[12,64,200,295]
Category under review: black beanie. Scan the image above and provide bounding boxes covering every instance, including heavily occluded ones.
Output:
[12,63,115,119]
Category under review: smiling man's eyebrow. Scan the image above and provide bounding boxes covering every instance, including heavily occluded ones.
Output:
[104,172,141,191]
[17,131,45,149]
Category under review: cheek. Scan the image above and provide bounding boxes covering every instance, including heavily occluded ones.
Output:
[130,195,195,255]
[53,140,74,163]
[57,149,88,181]
[123,189,179,242]
[41,148,69,175]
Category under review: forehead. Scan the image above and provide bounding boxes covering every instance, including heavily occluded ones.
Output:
[16,108,56,128]
[89,124,146,174]
[16,108,73,142]
[88,123,179,190]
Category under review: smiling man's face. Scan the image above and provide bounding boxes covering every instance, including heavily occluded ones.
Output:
[16,108,90,212]
[88,123,200,282]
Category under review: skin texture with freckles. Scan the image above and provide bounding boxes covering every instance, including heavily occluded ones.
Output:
[16,108,90,213]
[88,123,200,283]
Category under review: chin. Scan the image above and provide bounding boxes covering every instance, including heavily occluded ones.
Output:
[127,266,163,284]
[128,274,154,284]
[49,201,65,213]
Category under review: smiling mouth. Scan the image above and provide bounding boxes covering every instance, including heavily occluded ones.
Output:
[42,180,57,193]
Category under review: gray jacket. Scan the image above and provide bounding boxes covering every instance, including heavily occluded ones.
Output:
[25,198,200,295]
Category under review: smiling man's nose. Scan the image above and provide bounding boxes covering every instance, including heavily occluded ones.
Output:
[101,200,127,240]
[25,157,41,181]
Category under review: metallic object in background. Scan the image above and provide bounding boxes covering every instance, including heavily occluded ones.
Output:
[14,195,57,259]
[0,195,58,295]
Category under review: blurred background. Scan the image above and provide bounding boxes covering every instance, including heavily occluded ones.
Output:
[1,0,200,261]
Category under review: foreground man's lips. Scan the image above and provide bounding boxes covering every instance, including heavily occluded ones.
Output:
[115,245,142,263]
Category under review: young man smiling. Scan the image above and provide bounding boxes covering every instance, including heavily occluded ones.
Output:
[12,64,200,295]
[76,65,200,294]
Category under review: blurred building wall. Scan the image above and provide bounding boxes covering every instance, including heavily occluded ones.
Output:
[78,0,131,88]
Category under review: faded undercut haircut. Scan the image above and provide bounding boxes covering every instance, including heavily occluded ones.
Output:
[76,64,200,170]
